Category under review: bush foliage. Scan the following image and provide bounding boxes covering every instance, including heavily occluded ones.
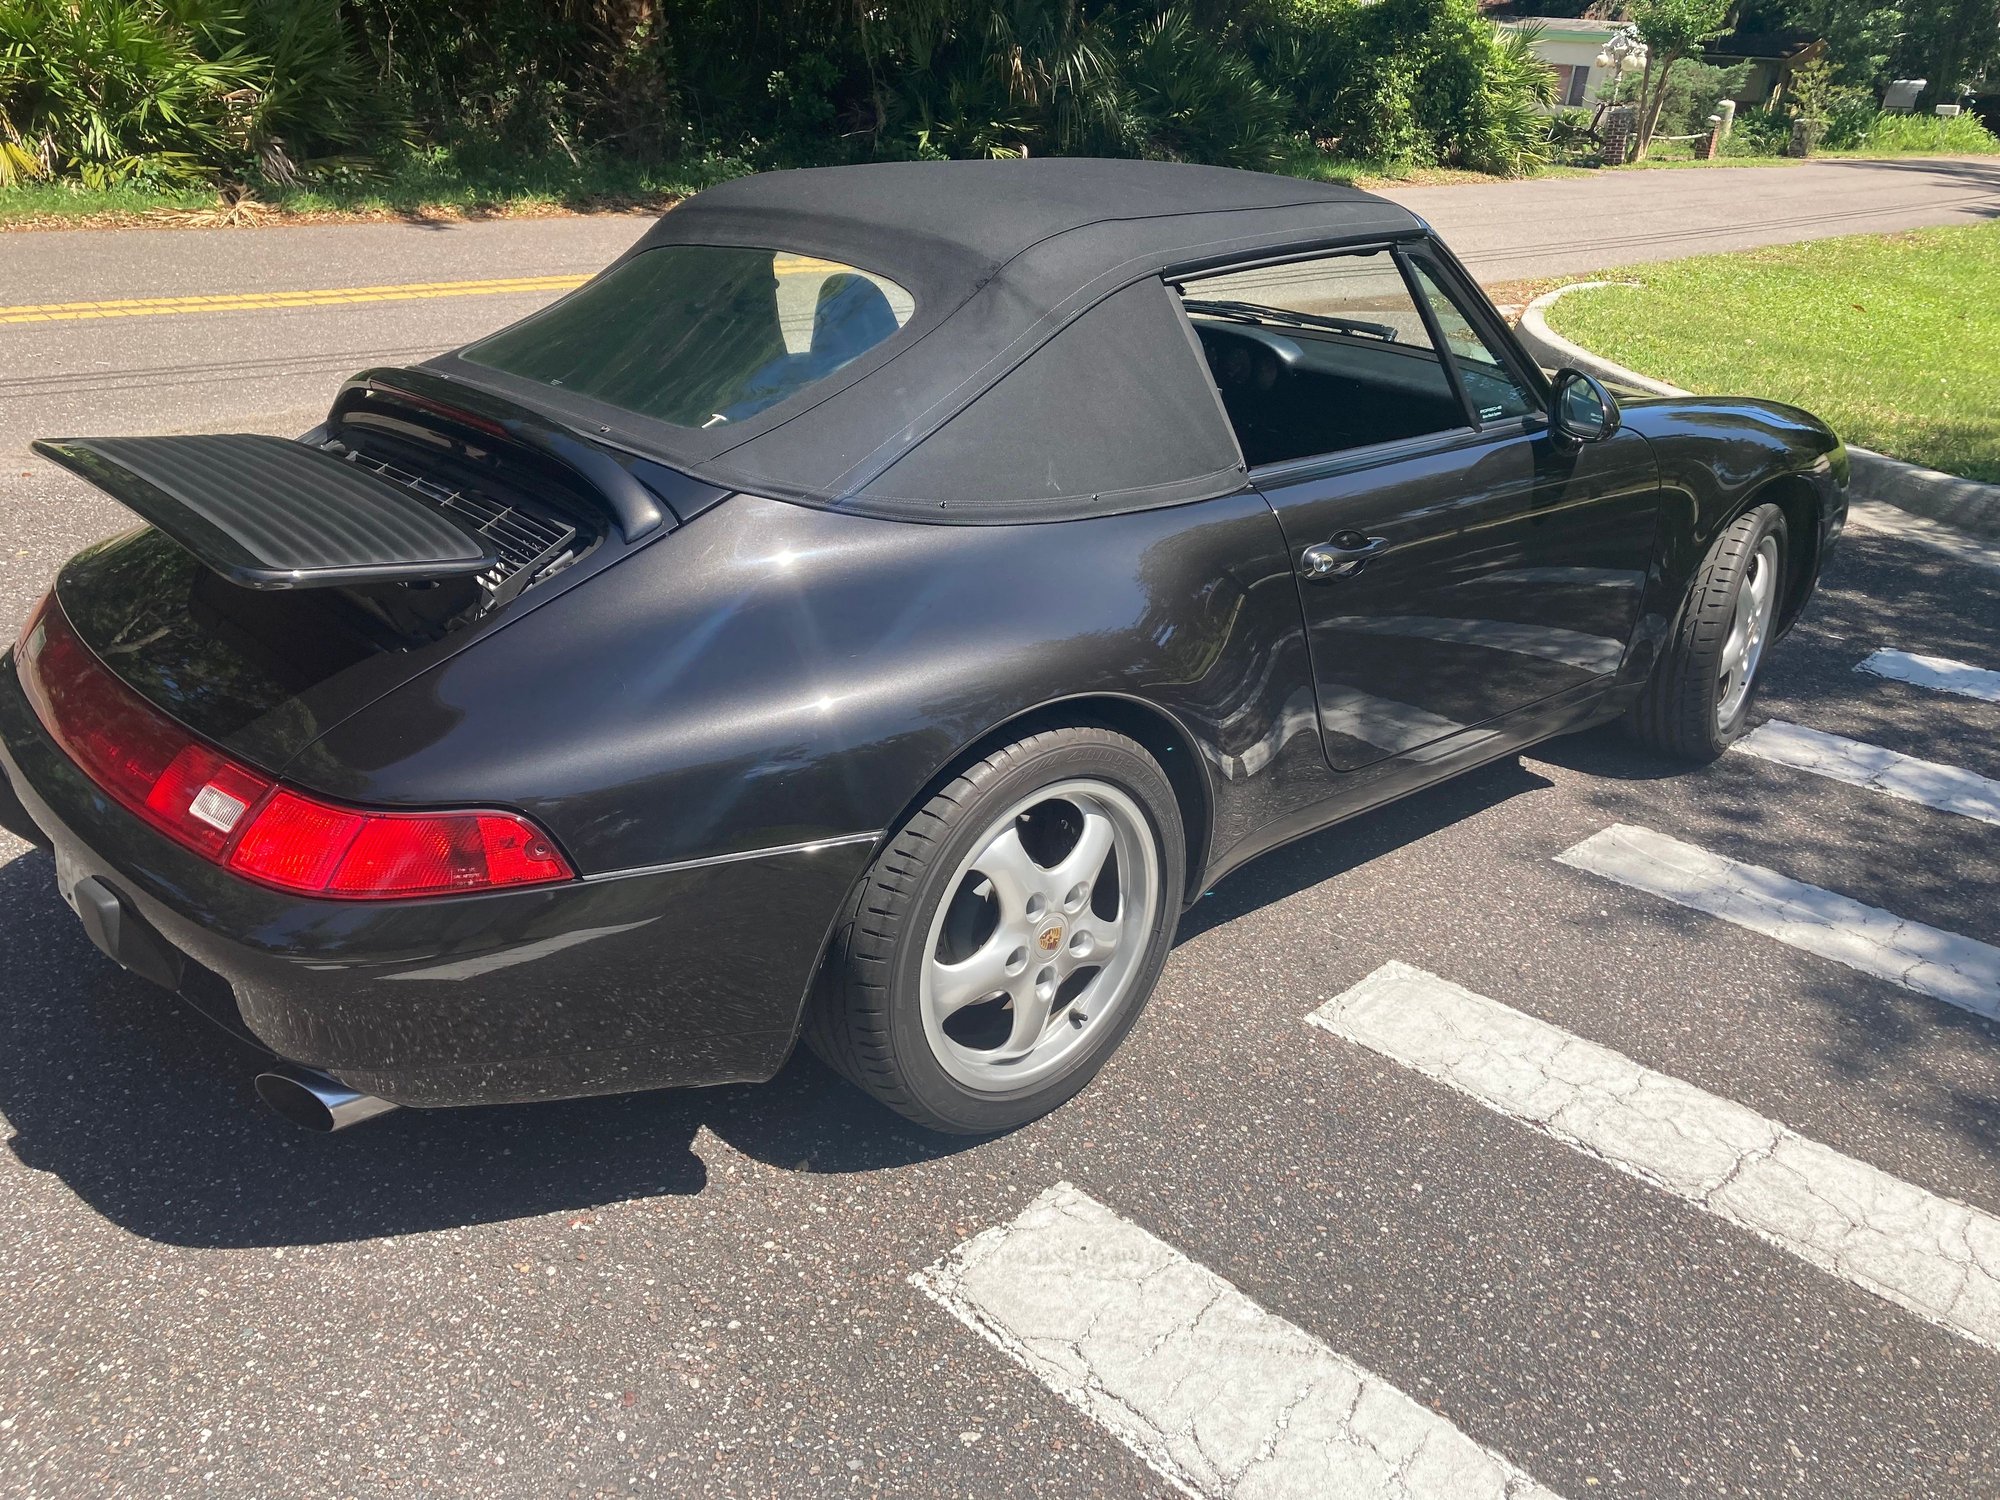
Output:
[0,0,392,186]
[1854,110,2000,154]
[0,0,1571,191]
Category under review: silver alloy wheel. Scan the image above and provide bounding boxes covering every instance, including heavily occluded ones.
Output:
[918,778,1163,1093]
[1717,534,1780,728]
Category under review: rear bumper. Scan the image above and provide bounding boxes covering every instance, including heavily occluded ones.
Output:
[0,651,872,1107]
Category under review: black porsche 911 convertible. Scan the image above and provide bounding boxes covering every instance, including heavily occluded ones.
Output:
[1,160,1847,1135]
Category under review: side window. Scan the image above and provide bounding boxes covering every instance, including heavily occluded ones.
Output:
[1176,249,1469,468]
[1404,257,1540,424]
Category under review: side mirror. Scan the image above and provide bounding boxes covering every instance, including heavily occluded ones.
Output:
[1551,367,1621,445]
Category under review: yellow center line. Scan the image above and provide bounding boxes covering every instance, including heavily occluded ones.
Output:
[0,274,593,325]
[1,257,848,326]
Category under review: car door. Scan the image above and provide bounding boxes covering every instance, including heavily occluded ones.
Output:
[1177,242,1660,772]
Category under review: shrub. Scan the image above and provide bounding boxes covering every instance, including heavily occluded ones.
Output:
[1646,58,1746,140]
[1819,84,1880,150]
[1260,0,1555,173]
[0,0,256,184]
[1459,20,1558,174]
[234,0,395,179]
[1120,6,1291,167]
[0,0,390,186]
[1720,107,1790,156]
[1545,105,1596,161]
[1857,110,2000,154]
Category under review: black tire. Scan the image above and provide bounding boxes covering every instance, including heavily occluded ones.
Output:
[1627,501,1789,761]
[804,725,1185,1134]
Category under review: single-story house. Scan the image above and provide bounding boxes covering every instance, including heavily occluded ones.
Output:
[1702,29,1828,108]
[1495,17,1646,114]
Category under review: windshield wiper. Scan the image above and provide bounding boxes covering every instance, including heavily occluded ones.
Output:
[1183,298,1398,343]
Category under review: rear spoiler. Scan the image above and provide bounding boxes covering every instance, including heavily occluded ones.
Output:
[32,433,497,591]
[331,367,725,540]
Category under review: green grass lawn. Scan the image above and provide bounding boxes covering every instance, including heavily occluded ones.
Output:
[1545,222,2000,483]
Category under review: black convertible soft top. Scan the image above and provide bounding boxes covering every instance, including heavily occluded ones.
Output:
[430,159,1427,522]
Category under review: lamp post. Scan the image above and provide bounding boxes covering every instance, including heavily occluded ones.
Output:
[1595,25,1647,109]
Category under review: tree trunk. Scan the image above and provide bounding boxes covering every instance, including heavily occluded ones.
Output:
[1632,55,1656,158]
[1638,54,1679,156]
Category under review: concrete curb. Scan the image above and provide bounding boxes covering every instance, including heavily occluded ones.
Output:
[1516,282,1685,397]
[1516,284,2000,542]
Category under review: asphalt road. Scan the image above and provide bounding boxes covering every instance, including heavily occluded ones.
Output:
[2,157,1999,1499]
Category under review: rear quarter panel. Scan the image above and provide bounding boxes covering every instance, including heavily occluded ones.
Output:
[293,491,1328,890]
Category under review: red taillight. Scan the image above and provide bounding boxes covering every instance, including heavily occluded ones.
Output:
[15,594,574,899]
[225,792,571,898]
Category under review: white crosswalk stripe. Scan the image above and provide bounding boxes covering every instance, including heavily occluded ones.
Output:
[914,1183,1566,1500]
[1733,719,2000,826]
[1309,962,2000,1352]
[1856,648,2000,704]
[1556,823,2000,1021]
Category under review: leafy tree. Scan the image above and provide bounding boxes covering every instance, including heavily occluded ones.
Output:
[1789,0,1902,84]
[1625,0,1730,156]
[1892,0,2000,101]
[1646,57,1746,137]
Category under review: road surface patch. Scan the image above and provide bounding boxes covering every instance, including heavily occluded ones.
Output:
[1856,648,2000,704]
[1733,719,2000,826]
[1309,961,2000,1352]
[1556,823,2000,1022]
[913,1182,1565,1499]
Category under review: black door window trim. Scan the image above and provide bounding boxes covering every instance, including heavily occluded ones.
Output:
[1401,240,1552,409]
[1170,237,1489,480]
[1390,243,1479,432]
[1246,420,1497,489]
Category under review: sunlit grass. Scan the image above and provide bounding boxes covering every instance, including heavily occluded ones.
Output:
[1546,222,2000,482]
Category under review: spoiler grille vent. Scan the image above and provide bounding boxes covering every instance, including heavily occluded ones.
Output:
[341,451,577,606]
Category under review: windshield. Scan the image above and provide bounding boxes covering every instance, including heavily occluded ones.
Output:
[464,246,915,429]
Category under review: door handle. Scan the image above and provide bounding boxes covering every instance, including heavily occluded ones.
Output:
[1299,534,1388,580]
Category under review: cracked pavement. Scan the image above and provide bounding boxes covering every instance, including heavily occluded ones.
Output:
[917,1184,1562,1500]
[1313,961,2000,1352]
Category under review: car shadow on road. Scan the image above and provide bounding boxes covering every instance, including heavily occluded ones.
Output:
[1819,156,2000,194]
[0,757,1556,1249]
[0,848,969,1250]
[1179,751,1554,943]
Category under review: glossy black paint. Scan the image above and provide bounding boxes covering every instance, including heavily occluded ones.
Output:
[0,222,1847,1112]
[0,674,871,1104]
[1260,420,1661,771]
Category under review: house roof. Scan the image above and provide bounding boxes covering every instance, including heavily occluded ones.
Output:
[1495,17,1626,37]
[1706,29,1825,60]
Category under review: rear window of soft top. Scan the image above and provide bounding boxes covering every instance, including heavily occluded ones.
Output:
[464,245,915,430]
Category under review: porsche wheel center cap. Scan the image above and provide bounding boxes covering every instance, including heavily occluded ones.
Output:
[1036,922,1065,955]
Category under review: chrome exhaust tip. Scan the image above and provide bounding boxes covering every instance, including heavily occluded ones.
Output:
[254,1069,399,1133]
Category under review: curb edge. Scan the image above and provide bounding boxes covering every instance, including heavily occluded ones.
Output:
[1515,282,2000,543]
